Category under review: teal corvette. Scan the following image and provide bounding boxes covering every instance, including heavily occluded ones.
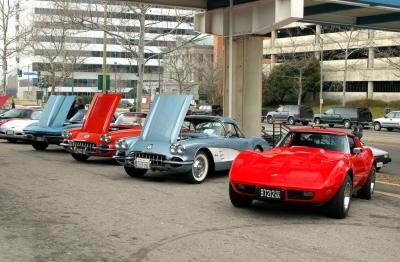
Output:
[114,95,270,183]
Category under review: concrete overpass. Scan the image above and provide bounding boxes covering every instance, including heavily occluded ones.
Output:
[130,0,400,136]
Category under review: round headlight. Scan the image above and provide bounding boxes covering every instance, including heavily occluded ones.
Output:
[62,130,71,138]
[177,144,186,154]
[116,139,129,150]
[100,134,112,143]
[170,144,177,154]
[384,154,389,158]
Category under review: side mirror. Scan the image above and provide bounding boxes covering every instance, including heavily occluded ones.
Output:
[353,147,363,154]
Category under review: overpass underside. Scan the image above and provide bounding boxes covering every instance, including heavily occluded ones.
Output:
[124,0,400,136]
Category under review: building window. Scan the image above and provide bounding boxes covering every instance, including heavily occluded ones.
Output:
[374,81,400,92]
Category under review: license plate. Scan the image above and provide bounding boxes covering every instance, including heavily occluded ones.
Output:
[75,148,86,154]
[257,187,284,200]
[377,162,383,168]
[36,136,45,141]
[6,130,14,135]
[134,157,151,169]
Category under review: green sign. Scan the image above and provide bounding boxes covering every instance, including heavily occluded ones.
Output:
[98,75,110,91]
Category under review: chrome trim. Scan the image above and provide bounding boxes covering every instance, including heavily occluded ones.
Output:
[60,143,71,147]
[112,155,192,165]
[92,146,115,151]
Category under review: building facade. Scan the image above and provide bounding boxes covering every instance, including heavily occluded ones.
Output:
[264,22,400,103]
[14,0,198,99]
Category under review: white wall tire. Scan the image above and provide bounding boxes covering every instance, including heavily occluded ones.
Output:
[187,151,210,184]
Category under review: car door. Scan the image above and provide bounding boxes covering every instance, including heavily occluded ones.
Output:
[274,106,285,121]
[223,123,249,150]
[322,108,335,123]
[348,136,367,187]
[381,112,396,128]
[394,112,400,129]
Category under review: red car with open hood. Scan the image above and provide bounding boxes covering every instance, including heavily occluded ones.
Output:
[229,127,375,218]
[61,93,145,161]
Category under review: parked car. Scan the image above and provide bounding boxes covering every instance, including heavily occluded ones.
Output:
[364,145,391,172]
[314,107,372,129]
[23,95,82,150]
[0,109,9,115]
[266,105,314,125]
[373,111,400,131]
[229,128,375,218]
[0,107,42,127]
[0,111,42,142]
[261,109,268,122]
[192,105,223,116]
[61,94,145,161]
[114,95,270,184]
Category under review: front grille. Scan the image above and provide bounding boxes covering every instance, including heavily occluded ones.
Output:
[129,151,166,167]
[72,141,96,153]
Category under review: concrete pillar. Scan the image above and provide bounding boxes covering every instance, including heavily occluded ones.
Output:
[270,30,277,69]
[223,35,263,137]
[315,25,322,61]
[367,30,374,99]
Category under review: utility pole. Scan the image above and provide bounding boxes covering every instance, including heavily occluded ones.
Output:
[102,0,108,94]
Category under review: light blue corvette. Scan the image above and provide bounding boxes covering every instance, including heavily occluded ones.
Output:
[24,95,83,150]
[114,95,270,183]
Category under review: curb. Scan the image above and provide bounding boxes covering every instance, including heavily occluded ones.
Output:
[376,181,400,195]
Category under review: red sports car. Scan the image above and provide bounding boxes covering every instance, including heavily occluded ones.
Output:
[61,93,145,161]
[229,128,376,218]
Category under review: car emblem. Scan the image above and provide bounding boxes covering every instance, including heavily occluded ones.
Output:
[271,173,278,177]
[83,134,90,139]
[146,144,153,150]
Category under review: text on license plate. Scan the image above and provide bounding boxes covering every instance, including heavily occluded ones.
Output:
[6,130,14,135]
[134,158,151,169]
[36,136,45,141]
[377,162,383,168]
[257,188,283,200]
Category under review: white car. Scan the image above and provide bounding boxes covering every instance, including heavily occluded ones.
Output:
[0,117,41,143]
[364,145,391,172]
[373,111,400,131]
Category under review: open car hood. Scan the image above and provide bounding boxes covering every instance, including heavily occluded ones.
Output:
[39,95,76,128]
[0,95,10,108]
[80,93,122,134]
[140,95,192,144]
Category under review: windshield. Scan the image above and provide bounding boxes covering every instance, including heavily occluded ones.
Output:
[69,109,86,122]
[115,114,145,126]
[0,109,31,118]
[182,120,225,137]
[31,111,42,120]
[278,131,349,153]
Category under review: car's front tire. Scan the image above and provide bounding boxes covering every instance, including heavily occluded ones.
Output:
[314,118,321,125]
[326,174,352,219]
[124,166,147,178]
[267,116,273,124]
[32,141,48,151]
[71,153,89,162]
[359,166,376,200]
[373,122,381,131]
[229,183,253,207]
[187,151,211,184]
[288,117,295,125]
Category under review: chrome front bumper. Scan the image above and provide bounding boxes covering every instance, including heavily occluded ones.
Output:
[61,142,116,154]
[0,132,29,140]
[112,155,194,165]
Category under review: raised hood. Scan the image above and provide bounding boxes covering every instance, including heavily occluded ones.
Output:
[0,95,10,108]
[80,93,122,133]
[140,95,192,143]
[39,95,76,128]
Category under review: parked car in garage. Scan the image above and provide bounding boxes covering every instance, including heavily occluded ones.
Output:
[0,111,42,142]
[314,107,372,129]
[23,95,83,150]
[373,111,400,131]
[229,127,375,218]
[61,94,145,161]
[266,105,313,125]
[114,95,270,184]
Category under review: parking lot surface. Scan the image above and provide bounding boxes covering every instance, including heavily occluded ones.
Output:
[0,141,399,262]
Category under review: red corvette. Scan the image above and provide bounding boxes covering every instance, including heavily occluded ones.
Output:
[61,93,145,161]
[229,128,376,218]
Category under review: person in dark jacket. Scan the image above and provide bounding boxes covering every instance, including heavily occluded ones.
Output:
[67,97,85,119]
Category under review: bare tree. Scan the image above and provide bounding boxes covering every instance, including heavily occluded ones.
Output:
[323,27,368,106]
[68,1,201,111]
[374,36,400,77]
[0,0,30,94]
[30,0,88,94]
[199,52,223,104]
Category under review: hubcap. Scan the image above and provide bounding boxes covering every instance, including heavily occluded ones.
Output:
[192,154,208,180]
[343,182,351,210]
[370,170,376,195]
[374,124,380,130]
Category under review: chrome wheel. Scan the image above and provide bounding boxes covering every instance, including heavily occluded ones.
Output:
[374,122,381,131]
[191,153,209,183]
[370,170,376,195]
[343,181,352,211]
[314,118,321,125]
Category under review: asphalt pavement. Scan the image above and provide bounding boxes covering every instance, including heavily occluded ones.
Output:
[0,141,399,262]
